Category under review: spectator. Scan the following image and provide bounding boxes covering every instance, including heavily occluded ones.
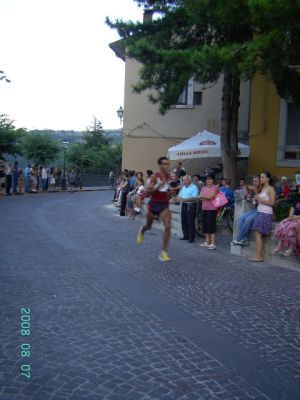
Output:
[146,170,153,186]
[109,171,115,188]
[272,185,300,257]
[42,166,48,191]
[248,171,275,262]
[69,169,76,191]
[49,167,56,192]
[129,171,136,191]
[231,175,260,246]
[199,174,219,250]
[24,164,31,193]
[277,176,291,202]
[127,172,143,217]
[5,163,12,195]
[169,173,181,199]
[12,161,19,194]
[176,175,199,243]
[120,172,130,216]
[18,170,24,193]
[75,167,81,189]
[219,178,235,208]
[192,175,204,192]
[173,161,186,179]
[0,160,5,194]
[237,177,246,190]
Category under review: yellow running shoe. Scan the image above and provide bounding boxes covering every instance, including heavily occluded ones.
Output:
[137,227,144,244]
[158,250,171,262]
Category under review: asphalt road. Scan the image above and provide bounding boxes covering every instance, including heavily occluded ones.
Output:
[0,191,300,400]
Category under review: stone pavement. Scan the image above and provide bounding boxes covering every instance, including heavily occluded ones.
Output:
[0,191,299,400]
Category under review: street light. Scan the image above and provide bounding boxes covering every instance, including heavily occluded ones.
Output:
[117,106,124,124]
[61,140,69,190]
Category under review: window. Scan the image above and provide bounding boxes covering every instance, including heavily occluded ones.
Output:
[277,100,300,166]
[193,91,202,106]
[172,77,194,108]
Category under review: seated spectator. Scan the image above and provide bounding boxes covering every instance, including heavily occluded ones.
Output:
[146,170,153,186]
[272,185,300,257]
[219,179,235,208]
[237,177,246,190]
[277,176,291,202]
[231,175,260,246]
[127,172,143,217]
[173,161,186,179]
[169,173,181,199]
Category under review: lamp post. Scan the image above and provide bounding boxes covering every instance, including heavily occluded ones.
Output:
[117,106,124,124]
[61,140,69,190]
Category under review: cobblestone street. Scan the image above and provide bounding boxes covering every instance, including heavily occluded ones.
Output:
[0,191,300,400]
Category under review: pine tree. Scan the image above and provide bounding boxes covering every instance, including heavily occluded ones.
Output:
[107,0,300,185]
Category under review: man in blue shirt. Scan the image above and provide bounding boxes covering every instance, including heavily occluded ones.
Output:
[176,175,199,243]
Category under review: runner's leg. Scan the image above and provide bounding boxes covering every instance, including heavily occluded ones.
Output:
[159,208,171,252]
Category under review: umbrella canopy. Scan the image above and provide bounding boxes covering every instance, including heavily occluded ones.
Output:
[168,130,249,160]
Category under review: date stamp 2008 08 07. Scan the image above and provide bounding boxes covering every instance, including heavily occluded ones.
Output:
[20,308,31,379]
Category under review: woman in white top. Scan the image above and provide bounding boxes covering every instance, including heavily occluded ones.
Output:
[248,171,275,262]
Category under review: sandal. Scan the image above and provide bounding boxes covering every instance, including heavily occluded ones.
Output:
[248,257,263,262]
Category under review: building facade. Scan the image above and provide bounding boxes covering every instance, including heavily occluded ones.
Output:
[248,74,300,179]
[110,40,250,176]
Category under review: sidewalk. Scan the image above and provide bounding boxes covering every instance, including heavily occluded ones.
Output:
[0,186,114,196]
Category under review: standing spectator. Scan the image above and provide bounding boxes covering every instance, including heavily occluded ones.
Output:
[192,175,204,192]
[12,161,19,194]
[49,167,56,192]
[129,171,136,191]
[109,171,115,188]
[231,175,260,246]
[5,163,13,195]
[18,170,24,193]
[176,175,199,242]
[41,166,48,191]
[173,161,186,179]
[24,164,31,193]
[199,174,219,250]
[169,173,181,199]
[219,178,235,208]
[0,160,5,194]
[69,169,76,191]
[248,171,275,262]
[120,172,130,216]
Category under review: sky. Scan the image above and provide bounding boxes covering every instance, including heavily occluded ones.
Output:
[0,0,143,131]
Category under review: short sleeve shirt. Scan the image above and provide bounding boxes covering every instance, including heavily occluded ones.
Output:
[200,185,219,210]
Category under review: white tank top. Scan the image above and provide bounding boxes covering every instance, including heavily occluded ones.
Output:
[257,189,273,214]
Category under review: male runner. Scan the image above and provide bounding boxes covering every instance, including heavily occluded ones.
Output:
[137,157,172,262]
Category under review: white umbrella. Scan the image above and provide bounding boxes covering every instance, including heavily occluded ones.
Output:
[168,130,249,160]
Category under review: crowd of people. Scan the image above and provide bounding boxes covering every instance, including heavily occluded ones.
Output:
[113,159,300,262]
[0,160,81,194]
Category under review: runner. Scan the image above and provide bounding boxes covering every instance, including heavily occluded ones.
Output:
[137,157,172,262]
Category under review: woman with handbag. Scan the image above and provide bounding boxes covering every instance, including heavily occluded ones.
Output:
[199,174,220,250]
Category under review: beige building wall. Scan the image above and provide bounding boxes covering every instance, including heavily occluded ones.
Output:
[122,57,250,175]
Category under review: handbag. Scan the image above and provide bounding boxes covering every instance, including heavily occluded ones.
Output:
[211,191,228,208]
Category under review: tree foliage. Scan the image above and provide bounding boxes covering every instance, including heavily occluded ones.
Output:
[107,0,300,184]
[67,117,122,174]
[0,114,26,159]
[21,133,61,165]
